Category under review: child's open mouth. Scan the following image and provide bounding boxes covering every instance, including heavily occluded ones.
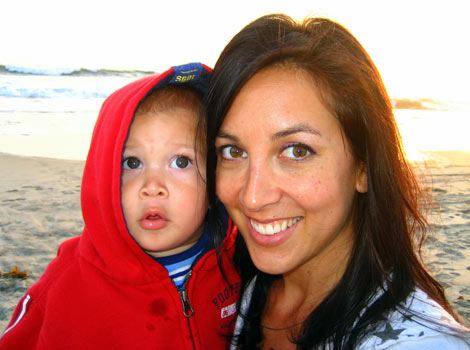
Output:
[140,211,167,230]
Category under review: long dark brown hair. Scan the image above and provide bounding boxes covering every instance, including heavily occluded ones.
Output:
[205,14,453,349]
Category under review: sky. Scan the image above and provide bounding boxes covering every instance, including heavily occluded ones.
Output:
[1,0,469,102]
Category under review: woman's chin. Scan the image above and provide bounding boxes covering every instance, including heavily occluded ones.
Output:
[249,249,295,276]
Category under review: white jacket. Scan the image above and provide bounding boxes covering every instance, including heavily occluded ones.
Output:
[232,277,470,349]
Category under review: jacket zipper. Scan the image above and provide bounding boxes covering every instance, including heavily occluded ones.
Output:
[178,288,194,317]
[178,271,196,348]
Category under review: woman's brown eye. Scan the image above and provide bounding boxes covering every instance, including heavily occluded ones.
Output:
[230,146,243,158]
[281,144,313,159]
[293,146,307,158]
[219,145,247,159]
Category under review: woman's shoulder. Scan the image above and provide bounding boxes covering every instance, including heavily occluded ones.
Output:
[359,287,470,349]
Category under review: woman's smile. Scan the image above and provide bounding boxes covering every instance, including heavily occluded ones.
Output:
[245,215,303,249]
[249,217,302,236]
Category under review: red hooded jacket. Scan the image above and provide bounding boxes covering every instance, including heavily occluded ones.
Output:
[0,63,240,350]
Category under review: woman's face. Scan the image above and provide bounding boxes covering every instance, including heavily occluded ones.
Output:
[215,67,367,276]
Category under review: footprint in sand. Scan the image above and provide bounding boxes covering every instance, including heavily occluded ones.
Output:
[436,272,454,281]
[21,185,44,191]
[0,306,6,321]
[460,288,470,297]
[2,198,26,203]
[455,298,470,311]
[62,190,75,195]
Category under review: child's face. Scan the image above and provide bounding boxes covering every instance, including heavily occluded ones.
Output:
[121,108,208,257]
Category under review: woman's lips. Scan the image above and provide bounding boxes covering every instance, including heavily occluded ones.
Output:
[247,216,302,246]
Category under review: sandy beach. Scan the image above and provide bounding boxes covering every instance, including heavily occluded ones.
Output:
[0,153,84,331]
[0,151,469,332]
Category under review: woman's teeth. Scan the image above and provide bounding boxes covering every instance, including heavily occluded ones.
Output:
[250,217,301,235]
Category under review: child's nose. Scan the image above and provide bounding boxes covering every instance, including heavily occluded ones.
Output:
[140,177,168,199]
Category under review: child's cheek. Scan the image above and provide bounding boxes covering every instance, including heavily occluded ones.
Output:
[121,169,137,184]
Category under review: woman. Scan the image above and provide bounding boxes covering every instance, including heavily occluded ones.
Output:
[205,14,470,349]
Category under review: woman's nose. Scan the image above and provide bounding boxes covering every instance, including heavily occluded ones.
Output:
[139,174,168,199]
[240,161,281,211]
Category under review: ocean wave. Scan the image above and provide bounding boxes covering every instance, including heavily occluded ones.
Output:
[0,85,110,99]
[0,64,154,77]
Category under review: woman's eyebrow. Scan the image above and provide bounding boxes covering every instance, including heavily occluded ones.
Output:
[216,124,321,142]
[272,124,322,140]
[216,130,239,142]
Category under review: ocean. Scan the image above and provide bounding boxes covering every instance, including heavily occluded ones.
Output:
[1,64,470,161]
[0,64,153,160]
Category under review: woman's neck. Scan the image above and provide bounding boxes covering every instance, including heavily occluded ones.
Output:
[260,229,353,348]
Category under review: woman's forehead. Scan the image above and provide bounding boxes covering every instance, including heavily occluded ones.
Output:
[221,67,335,131]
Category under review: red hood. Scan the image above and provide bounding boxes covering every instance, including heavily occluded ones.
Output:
[78,63,214,284]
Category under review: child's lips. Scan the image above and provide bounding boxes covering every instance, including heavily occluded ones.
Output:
[139,210,167,230]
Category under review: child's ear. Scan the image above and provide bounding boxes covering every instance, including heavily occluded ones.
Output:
[355,162,368,193]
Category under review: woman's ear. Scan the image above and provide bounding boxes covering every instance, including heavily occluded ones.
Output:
[355,162,368,193]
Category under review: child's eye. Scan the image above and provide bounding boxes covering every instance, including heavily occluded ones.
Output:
[219,145,247,160]
[170,156,192,169]
[280,144,314,160]
[122,157,142,169]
